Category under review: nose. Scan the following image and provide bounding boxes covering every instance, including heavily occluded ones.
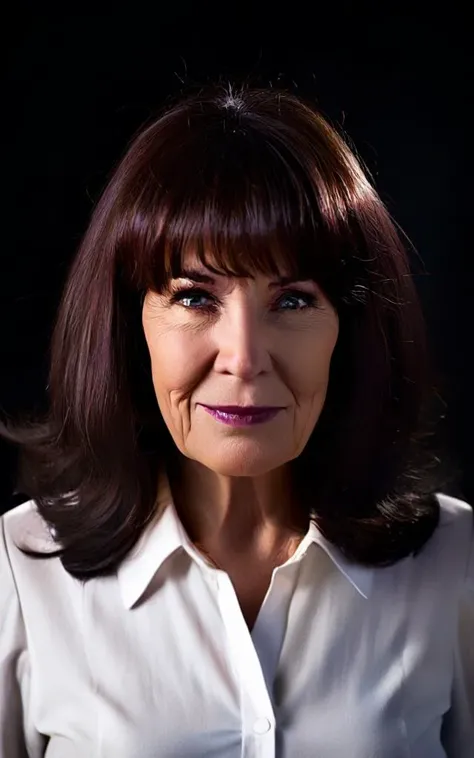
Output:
[212,302,271,380]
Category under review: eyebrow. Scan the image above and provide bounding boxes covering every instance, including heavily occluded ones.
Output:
[176,269,308,287]
[177,269,216,284]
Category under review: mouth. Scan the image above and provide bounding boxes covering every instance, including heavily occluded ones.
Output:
[198,404,284,427]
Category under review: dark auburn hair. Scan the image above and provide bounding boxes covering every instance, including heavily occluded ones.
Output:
[0,82,460,580]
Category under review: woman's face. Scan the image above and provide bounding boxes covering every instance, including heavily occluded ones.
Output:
[142,258,339,477]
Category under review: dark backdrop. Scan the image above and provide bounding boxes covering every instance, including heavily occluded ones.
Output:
[1,6,472,511]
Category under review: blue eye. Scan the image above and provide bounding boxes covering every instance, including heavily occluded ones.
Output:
[277,291,316,310]
[171,288,216,309]
[170,287,317,312]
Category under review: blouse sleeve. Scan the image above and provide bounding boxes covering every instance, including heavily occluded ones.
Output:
[441,508,474,757]
[0,514,45,758]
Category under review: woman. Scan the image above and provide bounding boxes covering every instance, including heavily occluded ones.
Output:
[0,84,472,757]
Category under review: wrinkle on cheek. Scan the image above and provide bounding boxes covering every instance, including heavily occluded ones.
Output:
[142,299,200,451]
[175,393,192,443]
[294,394,324,453]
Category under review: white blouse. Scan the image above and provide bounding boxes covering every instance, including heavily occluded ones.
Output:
[0,491,473,758]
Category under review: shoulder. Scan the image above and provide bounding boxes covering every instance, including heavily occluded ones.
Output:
[435,491,473,526]
[433,497,474,753]
[434,492,473,590]
[2,498,56,553]
[1,499,60,596]
[1,500,85,639]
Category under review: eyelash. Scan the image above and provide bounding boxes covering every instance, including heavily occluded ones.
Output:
[169,286,318,312]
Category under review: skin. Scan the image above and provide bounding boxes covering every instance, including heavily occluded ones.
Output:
[142,255,339,575]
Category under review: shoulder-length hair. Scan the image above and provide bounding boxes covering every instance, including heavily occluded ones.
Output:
[0,83,460,579]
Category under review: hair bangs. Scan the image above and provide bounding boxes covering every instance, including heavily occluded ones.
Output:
[121,125,349,297]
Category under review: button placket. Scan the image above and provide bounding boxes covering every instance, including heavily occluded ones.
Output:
[214,571,276,754]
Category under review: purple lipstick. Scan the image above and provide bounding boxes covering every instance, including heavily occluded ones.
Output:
[199,405,283,427]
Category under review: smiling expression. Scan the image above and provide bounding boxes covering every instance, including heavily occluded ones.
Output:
[142,258,339,477]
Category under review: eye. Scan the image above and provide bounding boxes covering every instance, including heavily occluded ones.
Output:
[275,291,317,310]
[170,287,217,310]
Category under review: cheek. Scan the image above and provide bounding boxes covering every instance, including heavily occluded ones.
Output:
[285,323,339,396]
[147,328,209,403]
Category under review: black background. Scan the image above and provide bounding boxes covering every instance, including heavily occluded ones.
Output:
[1,5,472,509]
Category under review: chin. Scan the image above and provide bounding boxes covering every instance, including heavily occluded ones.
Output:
[206,460,279,477]
[200,442,289,478]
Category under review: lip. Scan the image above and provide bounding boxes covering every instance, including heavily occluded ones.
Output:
[202,405,283,414]
[199,404,284,427]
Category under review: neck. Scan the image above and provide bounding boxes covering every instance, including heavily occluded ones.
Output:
[164,454,309,564]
